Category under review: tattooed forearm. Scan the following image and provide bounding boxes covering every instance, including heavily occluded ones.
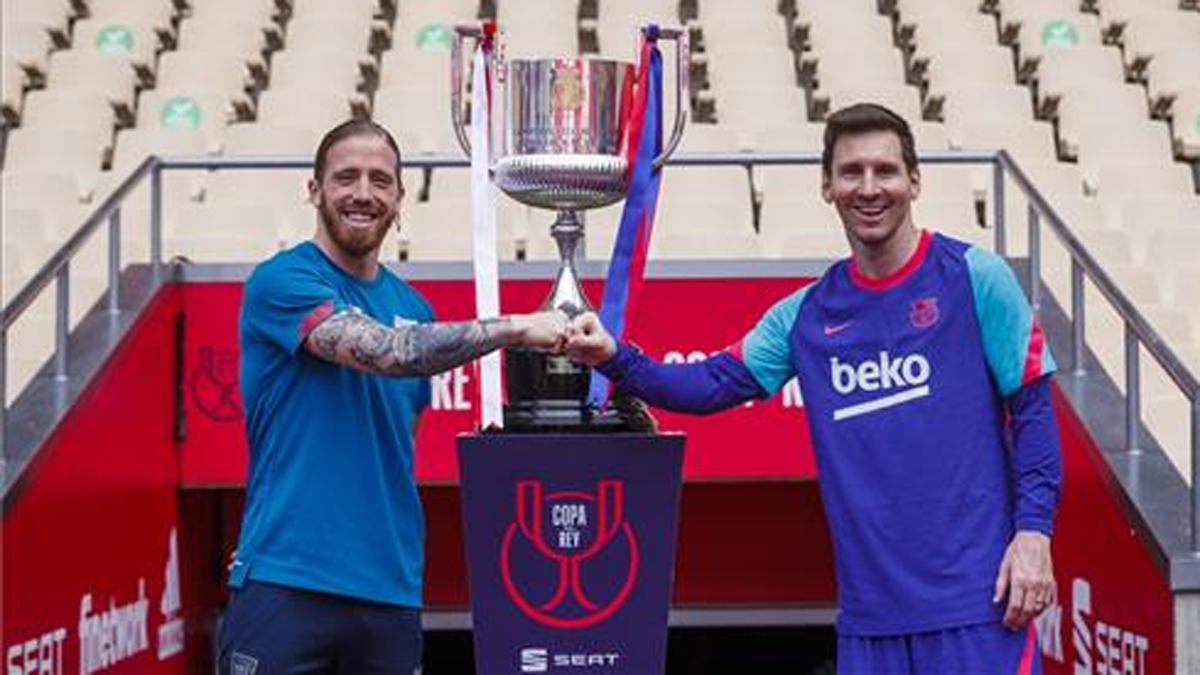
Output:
[307,310,520,377]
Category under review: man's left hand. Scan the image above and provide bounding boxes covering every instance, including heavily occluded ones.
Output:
[993,530,1055,630]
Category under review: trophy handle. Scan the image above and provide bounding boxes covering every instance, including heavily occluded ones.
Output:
[450,24,482,156]
[651,26,690,170]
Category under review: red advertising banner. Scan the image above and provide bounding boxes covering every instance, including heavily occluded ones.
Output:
[178,277,820,486]
[1036,390,1171,675]
[3,289,194,675]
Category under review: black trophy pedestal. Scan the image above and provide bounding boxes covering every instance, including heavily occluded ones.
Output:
[502,348,656,433]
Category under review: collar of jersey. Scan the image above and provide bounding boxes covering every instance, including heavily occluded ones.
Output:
[848,229,932,292]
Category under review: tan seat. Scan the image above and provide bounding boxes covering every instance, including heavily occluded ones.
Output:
[1034,46,1127,111]
[256,88,356,130]
[748,123,825,151]
[186,0,278,27]
[1091,163,1195,201]
[1145,47,1200,112]
[2,0,72,46]
[176,15,277,77]
[378,48,446,91]
[1095,0,1185,35]
[162,203,284,262]
[924,46,1016,102]
[45,49,139,113]
[1053,83,1150,158]
[760,224,849,260]
[136,90,234,147]
[2,21,56,80]
[1143,226,1200,267]
[907,15,998,67]
[895,0,989,48]
[651,229,762,260]
[86,0,176,33]
[808,46,907,89]
[220,123,322,154]
[2,54,26,122]
[4,288,56,404]
[706,48,796,93]
[1171,86,1200,159]
[155,51,253,103]
[715,86,808,129]
[912,122,951,149]
[111,127,210,199]
[2,171,93,211]
[1010,12,1102,73]
[1075,121,1175,185]
[1116,197,1200,233]
[286,13,385,56]
[4,125,106,192]
[815,85,923,124]
[1120,11,1200,74]
[665,122,736,152]
[939,85,1034,135]
[71,18,163,82]
[269,48,365,96]
[694,3,786,53]
[289,0,378,24]
[659,166,753,214]
[372,86,460,153]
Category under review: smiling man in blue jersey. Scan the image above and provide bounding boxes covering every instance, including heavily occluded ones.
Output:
[218,120,571,674]
[565,103,1061,674]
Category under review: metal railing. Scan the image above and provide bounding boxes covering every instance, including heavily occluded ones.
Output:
[2,149,1197,547]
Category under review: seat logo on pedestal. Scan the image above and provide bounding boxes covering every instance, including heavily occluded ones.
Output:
[501,479,639,629]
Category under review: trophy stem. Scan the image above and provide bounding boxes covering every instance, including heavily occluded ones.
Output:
[543,210,589,315]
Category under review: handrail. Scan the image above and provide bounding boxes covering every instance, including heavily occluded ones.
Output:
[1,155,157,333]
[2,148,1197,552]
[998,151,1200,401]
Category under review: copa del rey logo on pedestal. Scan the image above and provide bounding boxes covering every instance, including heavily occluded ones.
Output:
[501,480,639,629]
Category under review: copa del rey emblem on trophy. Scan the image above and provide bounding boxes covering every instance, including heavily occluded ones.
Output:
[451,21,688,431]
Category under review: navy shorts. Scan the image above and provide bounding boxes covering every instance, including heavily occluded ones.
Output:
[837,622,1041,675]
[217,581,422,675]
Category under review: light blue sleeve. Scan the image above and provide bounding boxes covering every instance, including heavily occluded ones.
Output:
[736,286,809,396]
[965,247,1057,397]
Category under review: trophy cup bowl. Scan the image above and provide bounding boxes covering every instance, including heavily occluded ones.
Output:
[452,26,688,430]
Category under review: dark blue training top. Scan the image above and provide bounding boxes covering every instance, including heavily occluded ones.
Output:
[233,241,434,607]
[599,231,1061,636]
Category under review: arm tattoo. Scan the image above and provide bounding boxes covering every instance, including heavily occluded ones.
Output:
[307,309,519,377]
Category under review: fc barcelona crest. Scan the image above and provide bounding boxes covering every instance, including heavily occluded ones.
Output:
[910,297,939,329]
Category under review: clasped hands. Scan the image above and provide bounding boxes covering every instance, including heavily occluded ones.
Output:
[513,310,617,366]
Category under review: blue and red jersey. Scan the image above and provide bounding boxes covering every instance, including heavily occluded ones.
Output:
[598,230,1061,635]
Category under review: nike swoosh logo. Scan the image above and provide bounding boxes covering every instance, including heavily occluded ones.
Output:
[824,321,853,336]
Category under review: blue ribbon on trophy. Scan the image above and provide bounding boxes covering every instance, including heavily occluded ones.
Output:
[587,25,665,408]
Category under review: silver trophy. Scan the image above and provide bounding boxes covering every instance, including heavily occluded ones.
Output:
[451,24,688,430]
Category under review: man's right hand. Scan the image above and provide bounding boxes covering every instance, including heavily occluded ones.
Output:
[511,310,570,353]
[564,312,617,366]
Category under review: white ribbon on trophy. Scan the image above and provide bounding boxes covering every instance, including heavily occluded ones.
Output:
[470,44,503,429]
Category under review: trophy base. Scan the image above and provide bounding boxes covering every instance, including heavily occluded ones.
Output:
[501,393,658,433]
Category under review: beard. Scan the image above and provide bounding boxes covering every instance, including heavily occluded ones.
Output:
[316,195,394,258]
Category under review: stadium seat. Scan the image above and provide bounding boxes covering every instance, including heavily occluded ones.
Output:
[748,123,825,151]
[256,87,359,129]
[220,123,322,154]
[907,14,998,68]
[2,54,26,122]
[1053,84,1150,158]
[155,51,253,104]
[939,85,1034,136]
[86,0,176,33]
[1171,86,1200,159]
[1074,121,1176,186]
[1033,46,1126,113]
[111,127,210,200]
[4,125,107,190]
[923,46,1016,107]
[185,0,278,27]
[269,49,366,96]
[45,49,139,116]
[137,90,237,147]
[286,12,387,56]
[676,123,743,152]
[175,15,279,79]
[1120,11,1200,74]
[3,21,56,82]
[1144,47,1200,112]
[1091,163,1195,201]
[373,86,460,153]
[1010,12,1102,74]
[808,45,906,90]
[715,86,808,129]
[378,49,446,91]
[161,203,284,262]
[71,18,163,83]
[815,85,923,124]
[1095,0,1186,35]
[2,0,72,47]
